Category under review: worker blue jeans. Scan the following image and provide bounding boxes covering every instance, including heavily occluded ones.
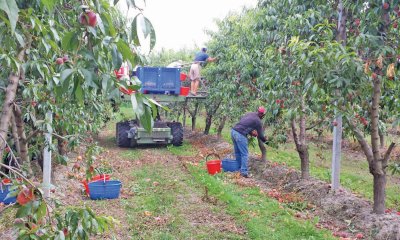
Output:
[231,129,249,176]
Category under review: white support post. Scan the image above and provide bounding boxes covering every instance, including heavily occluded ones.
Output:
[331,114,342,190]
[42,111,53,198]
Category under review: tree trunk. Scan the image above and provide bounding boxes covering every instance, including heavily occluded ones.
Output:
[10,113,21,153]
[204,100,221,135]
[217,115,227,138]
[0,75,22,163]
[291,116,309,179]
[56,131,68,156]
[188,102,200,131]
[258,138,267,162]
[0,48,27,163]
[13,105,32,176]
[204,114,212,135]
[372,172,386,213]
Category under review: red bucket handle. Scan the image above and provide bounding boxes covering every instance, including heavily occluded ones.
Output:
[206,153,220,162]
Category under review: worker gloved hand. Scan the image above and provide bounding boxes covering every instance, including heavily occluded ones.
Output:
[250,130,258,137]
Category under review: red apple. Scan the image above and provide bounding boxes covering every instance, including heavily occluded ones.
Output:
[79,11,97,27]
[354,18,360,26]
[383,2,390,10]
[55,58,64,65]
[356,233,364,239]
[371,72,378,80]
[31,101,37,107]
[62,55,69,62]
[17,188,35,206]
[63,228,69,236]
[332,121,338,126]
[393,22,398,29]
[72,162,80,170]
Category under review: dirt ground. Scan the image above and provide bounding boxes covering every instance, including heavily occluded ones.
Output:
[186,131,400,240]
[1,127,400,240]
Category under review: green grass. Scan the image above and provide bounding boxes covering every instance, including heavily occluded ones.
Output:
[120,149,142,160]
[179,113,400,209]
[122,161,248,239]
[189,163,336,240]
[167,141,197,156]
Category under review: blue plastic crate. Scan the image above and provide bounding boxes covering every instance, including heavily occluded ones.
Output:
[88,180,121,200]
[222,159,240,172]
[137,67,181,95]
[0,184,17,204]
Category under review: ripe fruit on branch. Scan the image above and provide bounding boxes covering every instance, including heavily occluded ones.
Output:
[79,10,97,27]
[383,2,390,10]
[356,233,364,239]
[55,58,64,65]
[62,55,69,62]
[394,22,398,29]
[332,121,338,127]
[17,188,35,206]
[77,155,83,161]
[354,18,360,26]
[371,72,378,80]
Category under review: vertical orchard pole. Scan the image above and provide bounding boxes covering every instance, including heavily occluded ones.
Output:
[42,111,53,198]
[332,0,346,190]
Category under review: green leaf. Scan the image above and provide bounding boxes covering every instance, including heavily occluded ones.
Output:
[139,105,153,132]
[144,16,156,50]
[41,0,56,11]
[14,31,25,47]
[131,15,140,46]
[116,40,138,66]
[79,68,98,89]
[36,201,47,219]
[16,203,32,218]
[101,13,116,37]
[0,0,19,34]
[111,44,123,70]
[74,82,84,105]
[61,31,79,51]
[60,69,75,83]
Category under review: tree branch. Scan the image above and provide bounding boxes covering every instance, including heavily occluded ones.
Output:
[383,142,396,165]
[346,117,373,164]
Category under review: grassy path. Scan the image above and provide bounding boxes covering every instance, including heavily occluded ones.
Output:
[90,121,336,239]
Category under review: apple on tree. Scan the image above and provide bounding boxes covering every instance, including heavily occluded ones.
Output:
[79,10,97,27]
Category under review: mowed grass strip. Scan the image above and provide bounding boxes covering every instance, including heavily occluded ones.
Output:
[186,113,400,209]
[188,164,337,240]
[120,152,247,239]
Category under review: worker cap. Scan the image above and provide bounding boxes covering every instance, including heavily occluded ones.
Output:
[258,106,266,115]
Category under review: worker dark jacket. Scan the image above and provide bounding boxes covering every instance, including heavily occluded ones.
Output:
[232,112,267,142]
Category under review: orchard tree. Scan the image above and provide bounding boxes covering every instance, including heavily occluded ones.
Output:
[0,0,157,175]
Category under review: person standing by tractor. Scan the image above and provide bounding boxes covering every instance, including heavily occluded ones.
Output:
[231,107,269,178]
[189,47,216,96]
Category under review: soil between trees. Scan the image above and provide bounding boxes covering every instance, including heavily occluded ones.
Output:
[1,126,400,239]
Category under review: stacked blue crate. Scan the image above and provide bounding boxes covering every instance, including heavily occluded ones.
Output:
[137,67,181,95]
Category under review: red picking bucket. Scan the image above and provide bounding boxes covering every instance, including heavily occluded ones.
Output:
[206,154,221,175]
[180,87,190,96]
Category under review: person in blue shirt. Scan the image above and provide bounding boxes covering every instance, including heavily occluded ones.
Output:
[231,107,269,178]
[189,47,216,95]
